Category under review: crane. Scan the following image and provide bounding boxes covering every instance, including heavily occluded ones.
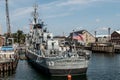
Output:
[5,0,12,45]
[5,0,11,37]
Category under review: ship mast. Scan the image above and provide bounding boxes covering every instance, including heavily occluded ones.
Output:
[32,4,39,24]
[5,0,11,37]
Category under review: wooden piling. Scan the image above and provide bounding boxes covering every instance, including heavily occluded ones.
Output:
[0,58,18,73]
[91,43,120,53]
[91,43,114,53]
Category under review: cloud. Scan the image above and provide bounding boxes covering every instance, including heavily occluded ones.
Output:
[98,27,108,31]
[3,0,120,19]
[10,0,119,21]
[12,7,33,17]
[1,0,119,35]
[95,18,101,22]
[45,13,72,19]
[57,0,85,6]
[39,1,61,10]
[10,1,71,20]
[39,0,98,11]
[55,0,117,7]
[74,26,84,31]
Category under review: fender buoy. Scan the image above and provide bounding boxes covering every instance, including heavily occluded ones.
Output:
[67,74,72,80]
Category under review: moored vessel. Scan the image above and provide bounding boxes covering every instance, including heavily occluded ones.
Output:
[0,37,19,72]
[26,4,90,76]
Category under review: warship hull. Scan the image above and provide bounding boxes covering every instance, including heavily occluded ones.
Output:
[26,50,89,76]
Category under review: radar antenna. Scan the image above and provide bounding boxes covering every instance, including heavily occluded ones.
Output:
[32,4,39,24]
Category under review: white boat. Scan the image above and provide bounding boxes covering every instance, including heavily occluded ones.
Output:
[0,38,19,70]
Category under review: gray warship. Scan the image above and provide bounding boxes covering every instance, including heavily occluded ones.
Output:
[25,5,90,76]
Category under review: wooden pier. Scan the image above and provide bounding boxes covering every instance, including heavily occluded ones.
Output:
[0,49,19,73]
[0,58,18,72]
[91,43,120,53]
[114,45,120,53]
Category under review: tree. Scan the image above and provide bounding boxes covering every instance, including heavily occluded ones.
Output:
[16,30,26,44]
[11,30,26,44]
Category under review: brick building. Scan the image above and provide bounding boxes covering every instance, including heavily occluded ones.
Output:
[68,30,95,46]
[0,36,4,46]
[111,31,120,45]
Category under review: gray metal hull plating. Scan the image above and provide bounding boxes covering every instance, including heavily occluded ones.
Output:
[26,50,89,76]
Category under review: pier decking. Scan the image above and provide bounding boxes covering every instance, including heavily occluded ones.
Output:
[114,45,120,53]
[91,43,120,53]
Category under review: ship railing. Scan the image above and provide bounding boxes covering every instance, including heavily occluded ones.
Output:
[44,49,60,57]
[63,50,90,60]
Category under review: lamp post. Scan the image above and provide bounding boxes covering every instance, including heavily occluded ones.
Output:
[94,31,97,43]
[108,27,111,42]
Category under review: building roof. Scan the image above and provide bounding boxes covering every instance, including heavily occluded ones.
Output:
[73,30,85,34]
[96,35,108,38]
[116,31,120,34]
[69,30,95,38]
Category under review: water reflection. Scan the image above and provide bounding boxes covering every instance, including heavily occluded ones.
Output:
[35,74,88,80]
[0,71,15,79]
[28,62,88,80]
[50,75,87,80]
[1,53,120,80]
[0,69,88,80]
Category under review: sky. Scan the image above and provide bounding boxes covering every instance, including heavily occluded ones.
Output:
[0,0,120,36]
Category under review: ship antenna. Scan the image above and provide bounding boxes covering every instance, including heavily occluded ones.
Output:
[32,4,39,24]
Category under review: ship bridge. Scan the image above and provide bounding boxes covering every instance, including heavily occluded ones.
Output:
[33,24,43,29]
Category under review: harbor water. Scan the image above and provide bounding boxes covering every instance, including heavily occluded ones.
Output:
[0,53,120,80]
